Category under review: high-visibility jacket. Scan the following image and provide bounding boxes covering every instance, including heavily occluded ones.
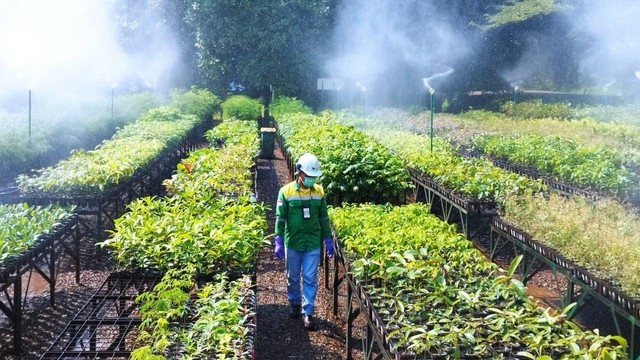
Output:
[275,180,331,251]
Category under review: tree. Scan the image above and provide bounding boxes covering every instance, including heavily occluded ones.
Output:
[476,0,567,30]
[185,0,337,105]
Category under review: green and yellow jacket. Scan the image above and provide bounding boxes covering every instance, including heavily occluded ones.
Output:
[275,180,331,251]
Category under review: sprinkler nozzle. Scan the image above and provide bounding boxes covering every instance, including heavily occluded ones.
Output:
[422,78,435,94]
[603,79,616,92]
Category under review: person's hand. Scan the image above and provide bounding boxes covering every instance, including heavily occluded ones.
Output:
[324,237,334,258]
[274,235,284,260]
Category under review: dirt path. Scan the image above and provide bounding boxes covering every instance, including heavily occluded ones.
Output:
[254,142,363,360]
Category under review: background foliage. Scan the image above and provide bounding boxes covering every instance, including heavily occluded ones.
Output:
[113,0,587,108]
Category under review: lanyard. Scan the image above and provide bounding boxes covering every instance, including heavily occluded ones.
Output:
[297,187,312,219]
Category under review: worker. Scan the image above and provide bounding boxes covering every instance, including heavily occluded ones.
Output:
[274,153,334,330]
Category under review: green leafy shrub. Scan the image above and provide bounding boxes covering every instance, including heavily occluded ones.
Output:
[206,119,259,152]
[170,87,221,119]
[269,96,312,119]
[116,92,166,122]
[138,106,184,122]
[221,95,263,120]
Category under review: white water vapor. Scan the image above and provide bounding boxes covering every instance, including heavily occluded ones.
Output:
[0,0,179,105]
[574,0,640,87]
[325,0,471,106]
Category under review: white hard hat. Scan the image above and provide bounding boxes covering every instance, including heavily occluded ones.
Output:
[296,153,322,177]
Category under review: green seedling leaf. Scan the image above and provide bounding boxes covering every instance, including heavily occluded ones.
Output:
[515,351,536,359]
[507,255,523,278]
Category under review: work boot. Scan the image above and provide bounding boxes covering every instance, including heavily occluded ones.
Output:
[289,304,301,319]
[302,314,315,330]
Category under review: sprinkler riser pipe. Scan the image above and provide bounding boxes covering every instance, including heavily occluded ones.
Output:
[111,88,114,122]
[28,89,32,140]
[430,92,434,153]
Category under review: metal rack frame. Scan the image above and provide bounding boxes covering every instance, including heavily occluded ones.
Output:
[42,270,257,360]
[407,168,497,239]
[41,271,162,359]
[0,215,79,354]
[490,217,640,359]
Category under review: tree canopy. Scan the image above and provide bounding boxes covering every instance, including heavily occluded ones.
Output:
[115,0,624,106]
[184,0,337,102]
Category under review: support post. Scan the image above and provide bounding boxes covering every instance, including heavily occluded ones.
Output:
[14,275,22,354]
[75,219,81,284]
[346,283,354,360]
[50,240,56,307]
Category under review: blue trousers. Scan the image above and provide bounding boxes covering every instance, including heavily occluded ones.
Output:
[285,247,320,316]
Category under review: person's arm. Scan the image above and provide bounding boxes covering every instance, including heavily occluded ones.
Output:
[275,188,287,236]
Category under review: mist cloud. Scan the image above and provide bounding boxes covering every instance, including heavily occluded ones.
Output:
[0,0,179,104]
[325,0,471,105]
[574,0,640,84]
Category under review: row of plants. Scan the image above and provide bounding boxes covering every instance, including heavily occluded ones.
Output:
[276,112,410,205]
[570,104,640,125]
[331,111,545,204]
[16,88,220,196]
[320,106,639,354]
[471,133,636,197]
[100,119,265,274]
[130,268,255,360]
[498,101,640,126]
[330,203,628,359]
[100,118,265,358]
[0,92,165,185]
[369,107,640,168]
[268,95,312,119]
[0,203,74,266]
[336,109,640,301]
[499,100,575,120]
[503,193,640,299]
[453,110,640,170]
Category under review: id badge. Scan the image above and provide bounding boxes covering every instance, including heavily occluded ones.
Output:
[302,206,311,219]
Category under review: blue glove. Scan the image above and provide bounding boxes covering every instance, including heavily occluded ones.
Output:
[274,235,284,260]
[324,237,334,258]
